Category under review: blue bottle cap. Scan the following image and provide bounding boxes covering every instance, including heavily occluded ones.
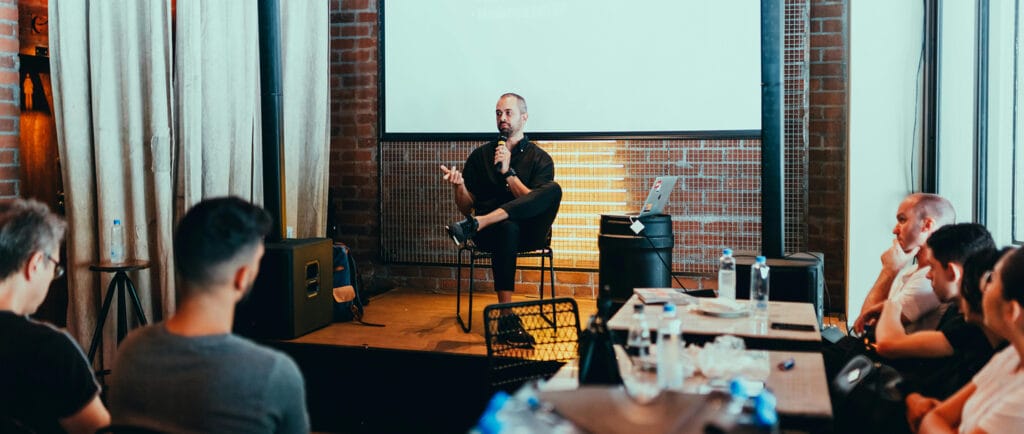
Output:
[114,219,121,225]
[663,303,676,313]
[723,248,732,255]
[755,255,766,263]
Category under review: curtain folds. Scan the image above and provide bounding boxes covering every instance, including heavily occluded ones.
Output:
[49,0,175,366]
[49,0,329,360]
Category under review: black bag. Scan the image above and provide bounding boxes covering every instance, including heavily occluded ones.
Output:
[578,287,622,385]
[831,355,909,434]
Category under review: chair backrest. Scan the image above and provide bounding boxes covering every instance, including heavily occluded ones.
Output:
[483,297,581,392]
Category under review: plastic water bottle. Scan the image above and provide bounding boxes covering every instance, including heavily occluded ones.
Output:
[626,304,653,370]
[110,219,125,263]
[656,303,684,390]
[718,248,737,300]
[749,256,770,321]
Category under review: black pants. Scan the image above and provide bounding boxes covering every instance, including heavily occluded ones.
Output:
[473,181,562,292]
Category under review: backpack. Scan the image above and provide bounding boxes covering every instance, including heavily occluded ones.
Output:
[332,242,367,322]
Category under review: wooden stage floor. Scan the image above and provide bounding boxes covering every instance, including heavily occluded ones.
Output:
[285,287,599,356]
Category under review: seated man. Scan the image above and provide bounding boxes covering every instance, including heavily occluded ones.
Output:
[871,223,997,398]
[440,93,563,341]
[917,247,1024,433]
[904,247,1009,431]
[0,199,110,434]
[854,193,956,335]
[108,197,309,433]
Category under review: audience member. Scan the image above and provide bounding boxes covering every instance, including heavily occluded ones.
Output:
[854,193,956,335]
[917,247,1024,433]
[904,247,1009,431]
[869,223,998,397]
[108,197,309,433]
[0,198,110,434]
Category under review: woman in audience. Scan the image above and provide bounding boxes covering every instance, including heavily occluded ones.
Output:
[917,247,1024,433]
[905,247,1008,431]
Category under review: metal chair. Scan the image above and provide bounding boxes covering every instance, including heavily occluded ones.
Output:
[483,297,580,392]
[455,236,555,333]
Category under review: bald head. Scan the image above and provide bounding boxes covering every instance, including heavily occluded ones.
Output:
[907,193,955,228]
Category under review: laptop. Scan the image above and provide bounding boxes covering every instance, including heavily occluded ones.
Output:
[638,176,678,216]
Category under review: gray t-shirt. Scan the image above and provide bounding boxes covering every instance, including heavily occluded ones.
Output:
[108,324,309,434]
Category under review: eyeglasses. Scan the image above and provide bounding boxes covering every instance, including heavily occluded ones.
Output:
[44,252,64,280]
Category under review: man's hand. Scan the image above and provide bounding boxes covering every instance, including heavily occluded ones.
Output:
[440,165,464,187]
[882,238,918,274]
[493,145,510,174]
[905,392,940,433]
[853,301,884,335]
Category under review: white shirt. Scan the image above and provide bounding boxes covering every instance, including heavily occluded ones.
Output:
[960,346,1024,433]
[887,262,941,333]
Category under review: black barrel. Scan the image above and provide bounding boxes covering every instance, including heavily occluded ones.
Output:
[598,214,674,313]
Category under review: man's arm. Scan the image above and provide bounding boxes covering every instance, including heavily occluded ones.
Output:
[854,240,919,332]
[59,395,110,434]
[441,165,474,216]
[506,175,530,197]
[872,299,953,359]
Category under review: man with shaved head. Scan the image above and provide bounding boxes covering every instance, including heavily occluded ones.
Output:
[854,193,956,335]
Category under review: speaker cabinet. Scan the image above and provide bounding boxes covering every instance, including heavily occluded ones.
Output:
[734,252,825,327]
[234,238,334,339]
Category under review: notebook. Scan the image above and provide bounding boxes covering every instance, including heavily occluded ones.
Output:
[638,176,678,216]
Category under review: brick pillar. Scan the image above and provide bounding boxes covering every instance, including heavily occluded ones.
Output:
[0,0,17,198]
[808,0,848,312]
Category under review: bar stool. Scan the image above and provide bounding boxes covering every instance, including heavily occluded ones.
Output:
[87,260,150,364]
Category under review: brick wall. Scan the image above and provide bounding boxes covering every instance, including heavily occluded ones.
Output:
[0,0,17,198]
[329,0,851,308]
[807,0,848,312]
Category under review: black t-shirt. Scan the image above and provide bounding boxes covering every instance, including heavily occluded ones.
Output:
[0,311,100,433]
[462,136,555,215]
[901,304,1002,399]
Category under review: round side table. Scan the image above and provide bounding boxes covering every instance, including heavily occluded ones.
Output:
[86,260,150,364]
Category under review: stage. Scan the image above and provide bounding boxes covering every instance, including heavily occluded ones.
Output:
[266,287,597,434]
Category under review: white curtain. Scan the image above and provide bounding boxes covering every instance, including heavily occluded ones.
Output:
[49,0,330,363]
[282,1,330,238]
[49,0,175,366]
[176,1,328,237]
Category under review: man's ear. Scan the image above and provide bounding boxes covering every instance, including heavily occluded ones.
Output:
[921,216,936,233]
[23,251,45,282]
[948,262,963,286]
[231,264,252,298]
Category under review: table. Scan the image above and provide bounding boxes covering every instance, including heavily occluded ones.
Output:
[543,348,833,430]
[607,295,822,351]
[86,260,150,364]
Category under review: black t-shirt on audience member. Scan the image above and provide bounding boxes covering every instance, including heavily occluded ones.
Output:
[902,304,1003,399]
[0,311,100,434]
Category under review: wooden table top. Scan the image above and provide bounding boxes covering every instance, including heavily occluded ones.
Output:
[88,259,150,272]
[543,348,832,423]
[607,295,822,351]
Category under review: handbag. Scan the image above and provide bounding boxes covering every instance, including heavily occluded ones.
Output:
[831,355,909,434]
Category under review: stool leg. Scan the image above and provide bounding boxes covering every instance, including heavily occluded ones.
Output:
[88,276,120,363]
[116,272,128,344]
[124,276,149,325]
[548,249,556,300]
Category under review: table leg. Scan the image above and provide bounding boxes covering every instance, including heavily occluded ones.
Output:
[87,275,120,363]
[116,272,128,344]
[125,276,148,325]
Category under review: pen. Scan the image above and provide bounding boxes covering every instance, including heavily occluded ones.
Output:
[777,358,795,371]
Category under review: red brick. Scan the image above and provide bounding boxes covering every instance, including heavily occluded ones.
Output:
[810,3,844,19]
[555,271,591,285]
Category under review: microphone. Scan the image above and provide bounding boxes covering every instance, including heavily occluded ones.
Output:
[495,134,508,170]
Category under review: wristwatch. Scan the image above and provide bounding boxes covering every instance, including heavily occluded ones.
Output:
[503,168,518,178]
